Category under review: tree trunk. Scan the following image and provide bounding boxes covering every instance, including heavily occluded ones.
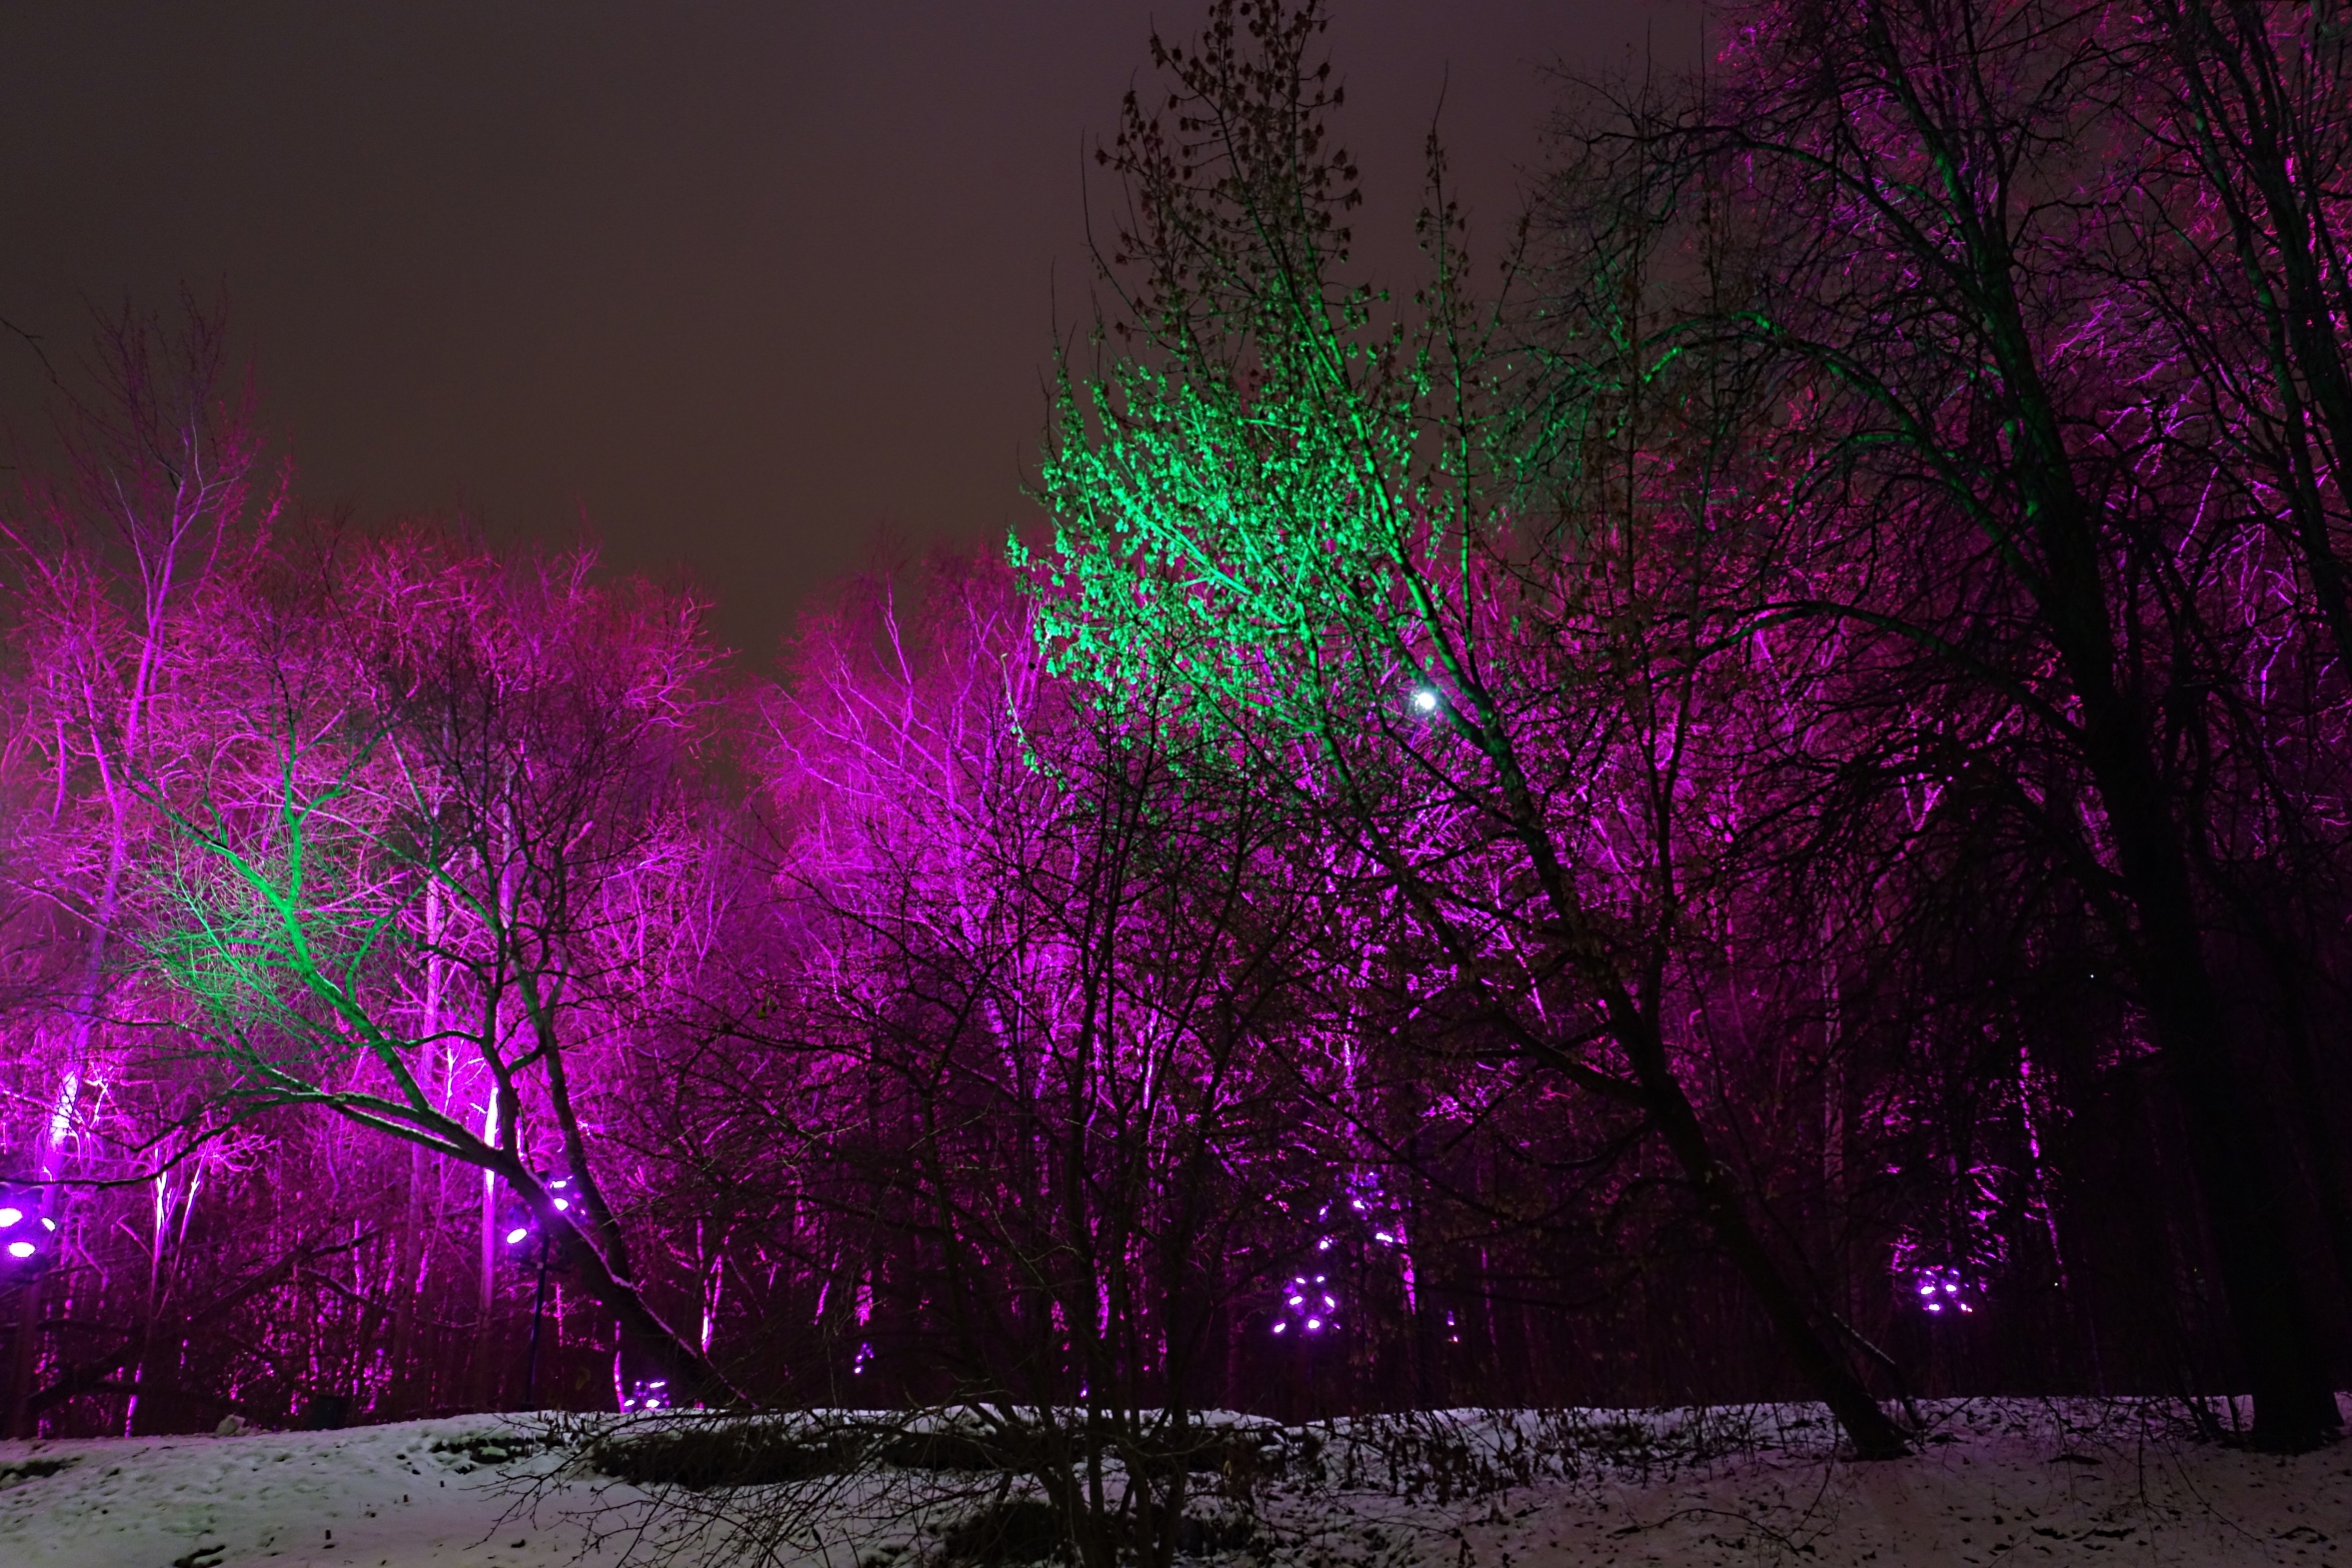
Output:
[1615,1004,1914,1459]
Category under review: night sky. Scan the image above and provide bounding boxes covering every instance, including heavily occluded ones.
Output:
[2,2,1699,658]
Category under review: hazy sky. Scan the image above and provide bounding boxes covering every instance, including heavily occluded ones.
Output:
[1,2,1700,658]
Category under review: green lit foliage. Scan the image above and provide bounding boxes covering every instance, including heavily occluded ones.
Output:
[141,725,435,1138]
[1028,0,1508,741]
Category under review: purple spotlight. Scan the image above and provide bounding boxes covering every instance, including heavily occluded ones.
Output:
[5,1242,31,1259]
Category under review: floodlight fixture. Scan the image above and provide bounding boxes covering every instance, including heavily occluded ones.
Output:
[0,1185,54,1273]
[497,1172,580,1406]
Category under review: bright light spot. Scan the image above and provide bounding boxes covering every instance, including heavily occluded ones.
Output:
[48,1071,79,1151]
[5,1242,32,1259]
[1411,689,1438,713]
[1271,1322,1287,1335]
[1321,1294,1335,1310]
[1305,1319,1321,1331]
[1910,1263,1981,1315]
[39,1218,53,1231]
[553,1198,570,1212]
[1288,1295,1304,1307]
[1317,1237,1332,1251]
[506,1227,531,1245]
[1349,1199,1365,1211]
[1373,1231,1394,1244]
[0,1208,19,1228]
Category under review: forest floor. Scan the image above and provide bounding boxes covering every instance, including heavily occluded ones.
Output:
[1,1396,2347,1568]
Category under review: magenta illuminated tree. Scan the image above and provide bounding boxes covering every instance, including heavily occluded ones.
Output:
[756,557,1326,1564]
[135,534,740,1406]
[0,306,282,1434]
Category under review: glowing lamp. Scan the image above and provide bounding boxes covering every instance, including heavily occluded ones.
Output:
[1273,1270,1340,1336]
[0,1185,50,1269]
[1411,689,1438,713]
[1909,1263,1983,1317]
[500,1174,579,1251]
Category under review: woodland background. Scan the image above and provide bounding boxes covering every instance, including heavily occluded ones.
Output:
[1,0,2349,1470]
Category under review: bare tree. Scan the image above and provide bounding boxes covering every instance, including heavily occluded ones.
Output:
[748,558,1319,1566]
[135,534,740,1404]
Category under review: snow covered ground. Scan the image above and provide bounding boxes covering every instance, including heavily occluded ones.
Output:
[1,1397,2347,1568]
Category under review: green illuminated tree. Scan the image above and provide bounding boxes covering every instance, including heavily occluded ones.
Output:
[1031,0,1914,1457]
